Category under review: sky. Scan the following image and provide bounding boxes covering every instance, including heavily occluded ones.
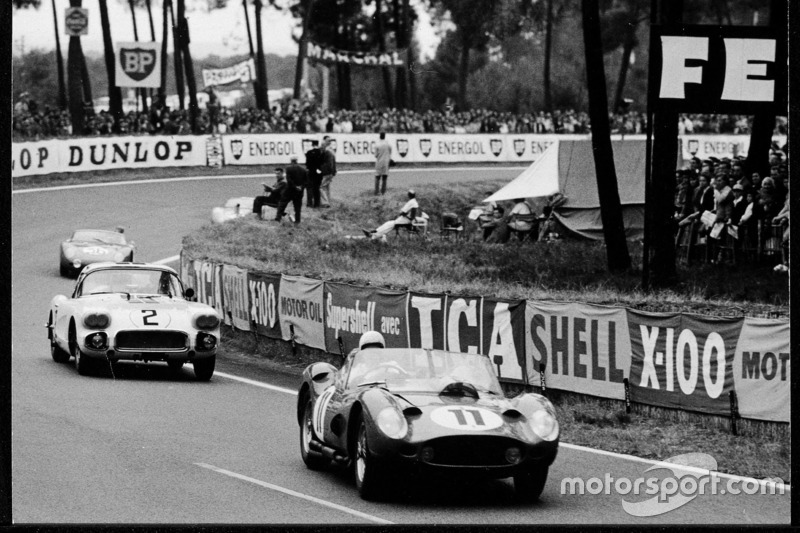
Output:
[12,0,440,61]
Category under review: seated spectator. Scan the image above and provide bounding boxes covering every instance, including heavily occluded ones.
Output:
[363,189,421,240]
[253,168,287,219]
[507,198,537,240]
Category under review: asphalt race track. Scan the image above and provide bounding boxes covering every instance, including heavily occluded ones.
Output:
[11,168,791,525]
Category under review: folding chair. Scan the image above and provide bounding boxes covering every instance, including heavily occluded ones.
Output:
[440,212,465,241]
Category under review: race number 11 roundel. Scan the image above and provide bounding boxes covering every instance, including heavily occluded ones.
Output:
[430,406,503,431]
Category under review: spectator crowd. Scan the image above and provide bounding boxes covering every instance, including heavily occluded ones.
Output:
[11,92,789,142]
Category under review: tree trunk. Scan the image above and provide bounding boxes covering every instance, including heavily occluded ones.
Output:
[408,30,417,111]
[393,0,408,109]
[581,0,631,272]
[253,0,270,111]
[99,0,123,132]
[292,0,314,99]
[457,35,470,111]
[375,0,394,107]
[67,0,90,135]
[177,0,198,132]
[145,0,156,108]
[159,0,169,104]
[169,0,185,110]
[646,0,682,287]
[543,0,554,112]
[613,2,640,113]
[51,0,67,110]
[746,0,785,178]
[242,0,262,109]
[128,0,148,112]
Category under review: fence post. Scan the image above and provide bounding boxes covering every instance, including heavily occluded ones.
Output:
[729,390,739,436]
[539,361,547,396]
[289,324,297,356]
[623,378,632,414]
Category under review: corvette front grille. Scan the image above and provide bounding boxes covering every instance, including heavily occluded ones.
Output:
[115,330,188,351]
[425,436,523,467]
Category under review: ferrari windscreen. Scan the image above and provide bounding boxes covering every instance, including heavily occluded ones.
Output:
[71,230,127,245]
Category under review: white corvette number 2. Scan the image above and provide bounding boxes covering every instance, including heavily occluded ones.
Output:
[128,309,171,328]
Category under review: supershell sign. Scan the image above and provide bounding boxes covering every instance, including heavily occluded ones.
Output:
[115,41,161,88]
[651,25,787,114]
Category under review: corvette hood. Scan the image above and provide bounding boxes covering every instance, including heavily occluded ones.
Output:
[78,294,215,329]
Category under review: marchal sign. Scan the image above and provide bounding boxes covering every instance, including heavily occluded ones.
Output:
[64,7,89,36]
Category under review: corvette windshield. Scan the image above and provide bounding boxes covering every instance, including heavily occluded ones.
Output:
[72,230,126,245]
[80,269,182,297]
[347,348,503,395]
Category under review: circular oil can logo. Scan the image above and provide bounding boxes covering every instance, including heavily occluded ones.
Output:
[430,406,503,431]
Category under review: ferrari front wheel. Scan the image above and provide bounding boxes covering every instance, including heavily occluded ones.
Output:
[193,355,216,381]
[354,417,387,501]
[300,399,329,470]
[514,466,548,502]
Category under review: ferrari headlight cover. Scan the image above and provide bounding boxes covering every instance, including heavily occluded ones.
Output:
[530,409,559,441]
[83,312,110,329]
[195,314,220,330]
[376,406,408,439]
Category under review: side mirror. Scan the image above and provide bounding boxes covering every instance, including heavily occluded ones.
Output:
[493,355,504,366]
[185,287,195,300]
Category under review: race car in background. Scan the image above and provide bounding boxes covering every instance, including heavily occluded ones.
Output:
[47,262,220,380]
[60,228,135,277]
[297,338,559,501]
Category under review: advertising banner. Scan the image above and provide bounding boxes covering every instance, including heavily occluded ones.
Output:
[11,140,61,178]
[192,259,224,319]
[202,58,256,88]
[628,310,743,416]
[526,301,631,400]
[64,7,89,36]
[444,295,482,354]
[482,298,527,382]
[732,318,790,423]
[279,275,325,350]
[324,282,409,354]
[247,271,283,339]
[407,292,447,350]
[679,134,787,162]
[308,41,404,66]
[115,41,162,88]
[221,265,250,331]
[180,251,195,292]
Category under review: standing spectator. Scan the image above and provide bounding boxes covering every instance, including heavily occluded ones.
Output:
[319,136,337,208]
[373,131,392,195]
[305,140,324,207]
[276,156,309,224]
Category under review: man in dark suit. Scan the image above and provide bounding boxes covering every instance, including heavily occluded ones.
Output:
[276,156,309,224]
[304,141,324,207]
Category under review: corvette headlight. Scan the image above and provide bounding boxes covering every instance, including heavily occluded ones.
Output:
[83,312,110,329]
[195,314,220,330]
[84,332,108,350]
[64,248,76,260]
[196,332,217,351]
[530,410,559,441]
[376,407,408,439]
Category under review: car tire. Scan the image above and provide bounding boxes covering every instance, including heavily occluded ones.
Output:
[300,399,330,470]
[514,466,548,502]
[354,416,388,501]
[73,343,94,376]
[167,360,184,372]
[48,315,70,363]
[59,263,68,277]
[193,355,216,381]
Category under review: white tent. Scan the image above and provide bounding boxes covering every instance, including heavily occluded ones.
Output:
[484,140,561,203]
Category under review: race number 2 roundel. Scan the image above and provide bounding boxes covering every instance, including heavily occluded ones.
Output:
[430,406,503,431]
[128,309,171,328]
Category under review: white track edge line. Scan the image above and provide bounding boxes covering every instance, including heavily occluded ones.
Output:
[215,371,297,395]
[13,166,527,194]
[194,462,393,525]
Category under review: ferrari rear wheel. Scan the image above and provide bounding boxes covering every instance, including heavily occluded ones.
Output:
[193,356,216,381]
[354,417,388,501]
[300,399,330,470]
[514,466,548,502]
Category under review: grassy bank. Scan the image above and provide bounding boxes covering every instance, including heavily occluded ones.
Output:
[183,179,789,315]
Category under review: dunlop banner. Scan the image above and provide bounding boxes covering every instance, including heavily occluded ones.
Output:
[482,298,527,383]
[732,318,790,423]
[324,282,409,353]
[628,311,742,416]
[444,295,482,354]
[526,301,630,400]
[248,271,282,339]
[407,292,447,350]
[278,275,325,350]
[221,265,250,331]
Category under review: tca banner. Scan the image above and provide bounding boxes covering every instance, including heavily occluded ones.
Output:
[407,292,447,350]
[324,282,409,354]
[248,271,282,339]
[628,311,742,416]
[116,41,161,88]
[482,298,527,383]
[279,275,325,350]
[444,296,482,354]
[192,259,224,319]
[221,265,250,331]
[526,301,630,400]
[733,318,790,423]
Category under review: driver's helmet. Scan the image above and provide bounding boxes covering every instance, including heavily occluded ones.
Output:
[359,330,385,350]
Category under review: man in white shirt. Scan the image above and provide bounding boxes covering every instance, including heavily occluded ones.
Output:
[363,189,420,240]
[508,199,534,231]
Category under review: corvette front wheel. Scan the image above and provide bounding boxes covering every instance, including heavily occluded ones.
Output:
[193,356,215,381]
[354,417,388,501]
[73,344,94,376]
[300,399,329,470]
[514,466,548,502]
